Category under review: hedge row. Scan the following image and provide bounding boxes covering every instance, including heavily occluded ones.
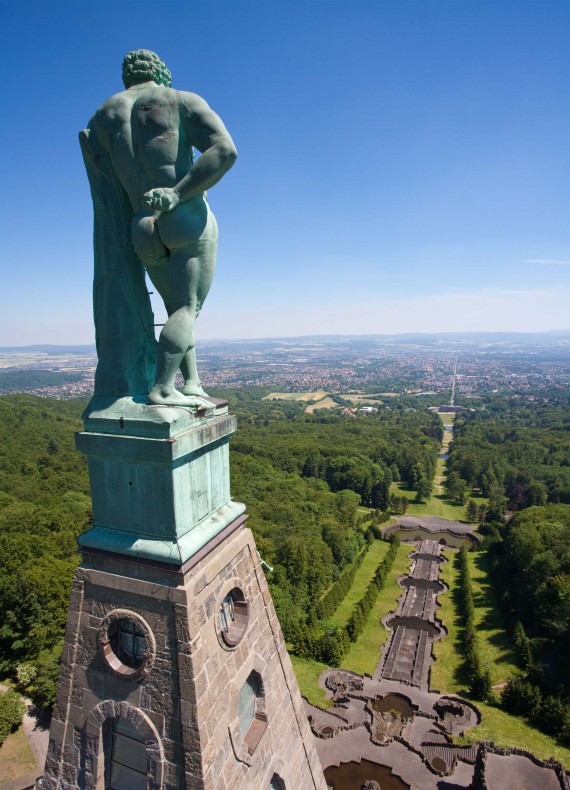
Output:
[512,621,533,670]
[316,529,375,620]
[456,547,492,701]
[345,537,400,642]
[292,536,400,667]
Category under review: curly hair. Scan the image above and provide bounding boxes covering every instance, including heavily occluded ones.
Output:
[122,49,172,89]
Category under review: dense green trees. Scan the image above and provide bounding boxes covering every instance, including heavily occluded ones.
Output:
[230,403,440,508]
[489,505,570,656]
[448,399,570,513]
[487,504,570,740]
[501,679,570,743]
[445,471,468,505]
[287,535,400,666]
[0,397,91,707]
[465,500,479,523]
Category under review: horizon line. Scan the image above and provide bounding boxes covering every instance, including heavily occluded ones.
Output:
[1,328,570,350]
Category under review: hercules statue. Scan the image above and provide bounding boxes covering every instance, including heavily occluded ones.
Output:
[80,50,237,408]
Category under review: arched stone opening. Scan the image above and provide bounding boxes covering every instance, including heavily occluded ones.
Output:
[87,700,164,789]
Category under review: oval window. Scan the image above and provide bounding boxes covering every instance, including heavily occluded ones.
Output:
[100,613,153,678]
[219,587,249,647]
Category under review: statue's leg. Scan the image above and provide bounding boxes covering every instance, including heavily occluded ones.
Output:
[148,199,218,405]
[133,213,200,405]
[145,264,200,392]
[148,240,216,406]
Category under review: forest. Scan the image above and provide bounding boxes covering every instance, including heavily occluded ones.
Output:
[448,397,570,513]
[0,389,568,724]
[490,505,570,700]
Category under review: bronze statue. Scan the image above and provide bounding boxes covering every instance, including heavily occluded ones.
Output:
[81,50,237,407]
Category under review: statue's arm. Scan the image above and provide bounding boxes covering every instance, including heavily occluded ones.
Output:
[144,92,237,211]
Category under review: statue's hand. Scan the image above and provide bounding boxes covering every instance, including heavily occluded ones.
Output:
[143,188,180,212]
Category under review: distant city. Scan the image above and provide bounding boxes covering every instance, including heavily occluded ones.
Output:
[0,331,568,402]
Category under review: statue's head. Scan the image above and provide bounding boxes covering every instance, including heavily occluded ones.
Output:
[122,49,172,89]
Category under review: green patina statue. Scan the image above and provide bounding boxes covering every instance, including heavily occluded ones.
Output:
[80,50,237,407]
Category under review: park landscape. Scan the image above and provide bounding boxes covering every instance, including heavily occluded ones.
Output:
[0,381,568,788]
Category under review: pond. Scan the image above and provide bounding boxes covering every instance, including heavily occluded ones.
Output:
[371,693,415,720]
[324,758,410,790]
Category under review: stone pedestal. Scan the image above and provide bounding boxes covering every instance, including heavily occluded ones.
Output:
[43,401,327,789]
[76,398,246,565]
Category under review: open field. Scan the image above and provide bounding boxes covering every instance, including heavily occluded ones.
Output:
[390,480,468,520]
[327,541,390,628]
[0,724,37,784]
[341,544,412,675]
[340,394,386,404]
[263,392,307,400]
[263,390,333,406]
[432,550,570,767]
[263,389,405,407]
[296,389,330,402]
[305,396,338,413]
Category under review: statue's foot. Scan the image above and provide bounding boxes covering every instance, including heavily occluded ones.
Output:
[148,385,205,408]
[182,381,208,398]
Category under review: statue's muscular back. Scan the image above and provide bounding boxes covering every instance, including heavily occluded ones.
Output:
[96,85,193,213]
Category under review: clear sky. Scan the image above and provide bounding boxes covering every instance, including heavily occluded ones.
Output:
[1,0,569,344]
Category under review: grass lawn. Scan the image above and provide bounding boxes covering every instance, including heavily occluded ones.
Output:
[432,550,521,690]
[341,543,412,676]
[327,541,390,629]
[289,655,332,708]
[456,701,570,768]
[0,723,37,783]
[432,550,570,767]
[431,549,464,692]
[390,481,467,521]
[305,396,337,413]
[468,552,521,686]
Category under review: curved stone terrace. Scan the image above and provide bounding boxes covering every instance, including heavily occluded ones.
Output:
[307,537,568,790]
[383,515,480,547]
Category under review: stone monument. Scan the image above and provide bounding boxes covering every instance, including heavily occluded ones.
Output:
[42,51,327,790]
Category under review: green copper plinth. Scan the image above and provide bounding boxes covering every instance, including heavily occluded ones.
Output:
[76,398,245,565]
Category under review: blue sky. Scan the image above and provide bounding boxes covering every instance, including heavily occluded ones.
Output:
[1,0,569,344]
